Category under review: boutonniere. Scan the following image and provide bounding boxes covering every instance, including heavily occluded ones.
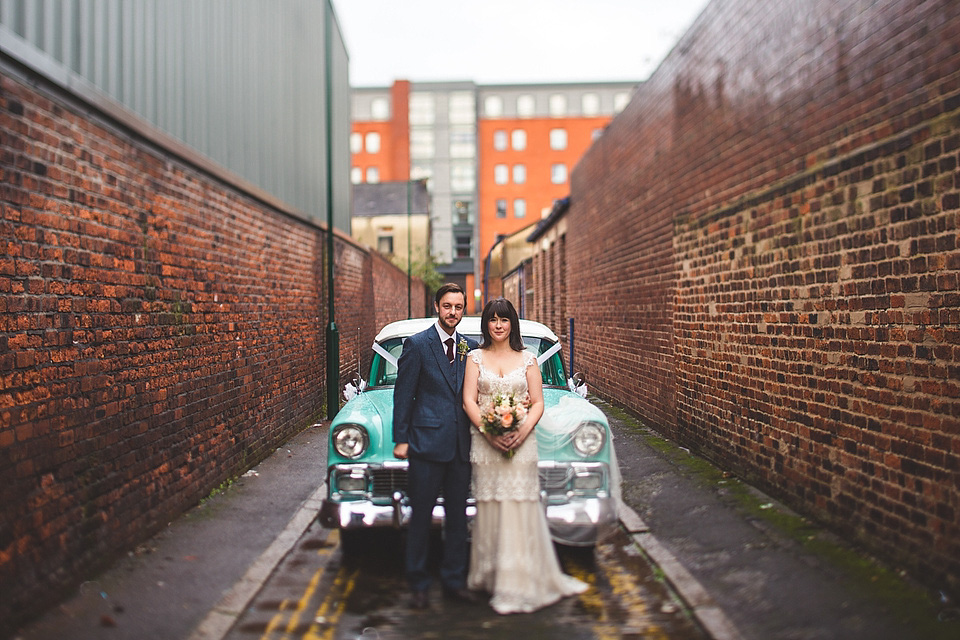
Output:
[457,339,469,361]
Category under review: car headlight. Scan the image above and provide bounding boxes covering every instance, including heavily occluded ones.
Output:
[572,422,605,456]
[333,424,369,459]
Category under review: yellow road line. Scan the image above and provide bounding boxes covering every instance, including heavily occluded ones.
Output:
[263,530,338,640]
[567,562,621,640]
[261,599,290,637]
[595,543,668,640]
[304,566,359,640]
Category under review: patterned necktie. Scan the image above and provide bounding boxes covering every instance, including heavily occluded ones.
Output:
[445,337,455,364]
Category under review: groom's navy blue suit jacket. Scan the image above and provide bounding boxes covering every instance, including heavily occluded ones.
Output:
[392,326,478,462]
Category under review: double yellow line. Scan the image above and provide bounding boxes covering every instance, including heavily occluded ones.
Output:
[567,543,669,640]
[261,530,359,640]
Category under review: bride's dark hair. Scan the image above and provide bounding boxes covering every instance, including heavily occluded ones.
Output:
[480,297,524,352]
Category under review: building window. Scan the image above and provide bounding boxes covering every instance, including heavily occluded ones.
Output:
[454,200,473,224]
[410,93,435,125]
[450,160,476,191]
[581,93,600,116]
[512,164,526,184]
[350,167,363,184]
[494,164,508,185]
[496,199,507,219]
[551,163,567,184]
[377,235,394,254]
[549,128,567,151]
[365,132,381,153]
[366,167,380,183]
[614,92,630,113]
[371,97,390,120]
[514,198,526,218]
[485,95,504,117]
[511,129,526,151]
[449,127,476,158]
[493,130,508,151]
[410,130,434,159]
[455,234,472,258]
[517,94,535,117]
[549,94,567,117]
[449,91,475,125]
[350,132,363,154]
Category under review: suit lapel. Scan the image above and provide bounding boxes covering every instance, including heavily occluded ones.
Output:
[454,343,465,393]
[431,330,457,392]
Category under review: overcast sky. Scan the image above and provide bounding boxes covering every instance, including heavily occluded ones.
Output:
[331,0,711,87]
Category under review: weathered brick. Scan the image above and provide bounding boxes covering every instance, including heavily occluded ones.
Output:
[1,64,423,631]
[530,0,960,595]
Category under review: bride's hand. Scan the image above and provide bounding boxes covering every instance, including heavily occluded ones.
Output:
[489,432,511,453]
[501,430,523,451]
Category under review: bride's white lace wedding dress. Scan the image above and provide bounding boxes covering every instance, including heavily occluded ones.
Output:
[467,350,587,614]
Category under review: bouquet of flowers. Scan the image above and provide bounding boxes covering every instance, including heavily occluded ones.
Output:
[479,391,531,458]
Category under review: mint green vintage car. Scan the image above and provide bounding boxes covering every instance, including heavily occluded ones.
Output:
[318,317,618,548]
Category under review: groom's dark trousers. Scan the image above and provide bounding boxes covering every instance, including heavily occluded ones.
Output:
[407,452,471,591]
[393,326,477,593]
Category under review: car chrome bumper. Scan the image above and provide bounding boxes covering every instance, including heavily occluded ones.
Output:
[544,497,619,546]
[318,492,618,547]
[318,490,476,530]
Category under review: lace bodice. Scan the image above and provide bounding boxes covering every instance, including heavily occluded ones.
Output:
[472,349,536,401]
[469,349,540,501]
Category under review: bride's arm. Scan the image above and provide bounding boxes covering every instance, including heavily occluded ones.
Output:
[463,354,510,453]
[462,355,482,428]
[515,358,544,447]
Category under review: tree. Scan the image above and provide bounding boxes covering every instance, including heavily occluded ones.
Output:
[394,249,444,293]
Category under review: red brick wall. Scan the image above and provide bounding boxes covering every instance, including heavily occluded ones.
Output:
[371,249,428,336]
[557,0,960,589]
[0,60,419,632]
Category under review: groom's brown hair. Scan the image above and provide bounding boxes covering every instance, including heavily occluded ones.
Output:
[434,282,465,306]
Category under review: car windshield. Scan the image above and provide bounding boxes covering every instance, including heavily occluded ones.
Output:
[368,335,568,388]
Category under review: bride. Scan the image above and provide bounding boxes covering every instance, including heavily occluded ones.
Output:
[461,297,587,614]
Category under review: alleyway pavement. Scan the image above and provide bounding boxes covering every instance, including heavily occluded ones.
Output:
[13,402,960,640]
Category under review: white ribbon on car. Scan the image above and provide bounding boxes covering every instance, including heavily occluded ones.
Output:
[373,340,556,371]
[536,342,562,366]
[372,342,398,369]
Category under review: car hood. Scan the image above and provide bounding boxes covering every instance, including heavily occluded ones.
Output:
[328,387,610,466]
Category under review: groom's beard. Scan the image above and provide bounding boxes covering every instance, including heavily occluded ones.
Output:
[439,313,462,332]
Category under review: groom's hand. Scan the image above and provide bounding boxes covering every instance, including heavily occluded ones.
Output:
[393,443,409,459]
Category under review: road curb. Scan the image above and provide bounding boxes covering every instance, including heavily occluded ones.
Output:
[187,483,328,640]
[618,502,744,640]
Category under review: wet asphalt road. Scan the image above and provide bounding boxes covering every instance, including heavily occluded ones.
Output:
[224,526,708,640]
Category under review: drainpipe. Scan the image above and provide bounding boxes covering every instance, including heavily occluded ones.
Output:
[324,0,339,419]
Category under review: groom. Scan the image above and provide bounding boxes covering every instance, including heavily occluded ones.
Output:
[393,283,479,609]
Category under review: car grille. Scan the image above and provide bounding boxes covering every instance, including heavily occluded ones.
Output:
[366,466,570,498]
[371,468,408,497]
[539,467,571,493]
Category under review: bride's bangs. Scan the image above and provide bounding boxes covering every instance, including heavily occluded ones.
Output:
[485,298,513,323]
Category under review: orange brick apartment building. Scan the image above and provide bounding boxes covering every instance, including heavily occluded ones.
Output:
[351,79,636,314]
